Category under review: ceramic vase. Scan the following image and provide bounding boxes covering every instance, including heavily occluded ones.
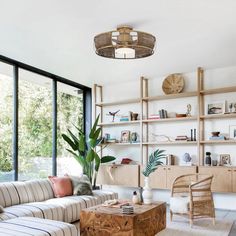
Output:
[142,177,153,204]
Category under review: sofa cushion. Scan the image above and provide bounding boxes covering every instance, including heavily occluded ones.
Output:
[92,190,118,204]
[170,196,190,214]
[49,176,73,198]
[0,217,78,236]
[74,181,93,196]
[45,190,118,223]
[0,202,64,222]
[25,179,54,202]
[0,206,3,213]
[0,182,34,207]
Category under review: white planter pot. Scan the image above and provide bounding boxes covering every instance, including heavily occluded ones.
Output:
[142,176,153,204]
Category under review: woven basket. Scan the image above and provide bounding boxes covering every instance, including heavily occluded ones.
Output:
[162,73,184,94]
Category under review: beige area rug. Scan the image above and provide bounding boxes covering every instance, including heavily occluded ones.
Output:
[157,217,233,236]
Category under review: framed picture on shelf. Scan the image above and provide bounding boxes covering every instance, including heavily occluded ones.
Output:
[220,154,231,166]
[120,130,130,143]
[206,101,225,115]
[229,125,236,139]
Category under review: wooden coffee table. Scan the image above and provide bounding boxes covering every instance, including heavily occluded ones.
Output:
[80,201,166,236]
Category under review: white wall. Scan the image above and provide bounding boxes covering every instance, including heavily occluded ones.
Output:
[95,66,236,210]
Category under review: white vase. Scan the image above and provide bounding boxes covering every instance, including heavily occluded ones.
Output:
[142,176,153,204]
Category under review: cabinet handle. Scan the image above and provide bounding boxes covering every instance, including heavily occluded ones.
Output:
[163,168,166,170]
[234,170,236,172]
[228,170,232,172]
[168,168,171,170]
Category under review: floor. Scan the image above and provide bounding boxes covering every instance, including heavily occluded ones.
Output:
[166,207,236,235]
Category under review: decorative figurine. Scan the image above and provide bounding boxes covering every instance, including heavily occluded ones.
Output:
[234,103,236,113]
[107,110,120,122]
[182,153,191,163]
[186,104,192,117]
[205,152,212,166]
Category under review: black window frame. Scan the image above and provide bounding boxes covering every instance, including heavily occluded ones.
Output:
[0,54,91,180]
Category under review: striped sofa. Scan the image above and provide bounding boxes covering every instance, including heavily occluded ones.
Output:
[0,179,118,224]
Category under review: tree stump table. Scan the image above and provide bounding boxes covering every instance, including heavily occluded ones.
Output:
[80,201,166,236]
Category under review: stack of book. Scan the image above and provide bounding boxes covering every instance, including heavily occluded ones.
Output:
[158,109,168,119]
[175,135,189,141]
[122,205,134,214]
[148,114,160,120]
[120,116,130,122]
[209,135,225,140]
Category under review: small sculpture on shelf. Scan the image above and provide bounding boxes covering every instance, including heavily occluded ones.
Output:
[234,103,236,113]
[186,104,192,117]
[107,110,120,122]
[130,111,139,121]
[183,153,191,163]
[205,152,212,166]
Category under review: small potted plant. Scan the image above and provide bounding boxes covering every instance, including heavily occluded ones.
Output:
[142,149,165,204]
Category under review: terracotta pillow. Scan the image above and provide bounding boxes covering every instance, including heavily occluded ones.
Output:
[48,176,73,198]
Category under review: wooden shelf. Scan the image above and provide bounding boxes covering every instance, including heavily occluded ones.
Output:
[200,113,236,120]
[142,141,197,145]
[95,98,140,107]
[142,116,197,123]
[200,86,236,95]
[142,91,197,101]
[101,142,140,146]
[99,120,140,126]
[200,140,236,144]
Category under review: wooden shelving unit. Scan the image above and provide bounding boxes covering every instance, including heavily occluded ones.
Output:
[142,116,197,123]
[95,98,140,107]
[94,69,236,192]
[142,141,197,145]
[99,120,140,126]
[142,91,197,101]
[200,113,236,120]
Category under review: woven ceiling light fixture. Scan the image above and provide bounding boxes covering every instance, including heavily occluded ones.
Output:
[94,26,156,59]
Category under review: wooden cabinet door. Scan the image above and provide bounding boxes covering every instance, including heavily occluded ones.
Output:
[166,166,197,189]
[140,166,167,189]
[198,167,232,192]
[97,164,139,187]
[232,168,236,193]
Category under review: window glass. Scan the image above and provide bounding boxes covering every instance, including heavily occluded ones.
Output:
[0,62,14,182]
[57,82,83,176]
[18,69,53,180]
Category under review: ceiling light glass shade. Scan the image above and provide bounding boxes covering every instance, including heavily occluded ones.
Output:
[94,26,156,59]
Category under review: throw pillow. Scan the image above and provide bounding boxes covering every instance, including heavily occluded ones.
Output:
[48,176,73,198]
[0,205,4,213]
[65,174,90,189]
[73,181,93,196]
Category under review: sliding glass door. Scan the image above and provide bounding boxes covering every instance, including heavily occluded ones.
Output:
[18,69,53,180]
[0,56,91,181]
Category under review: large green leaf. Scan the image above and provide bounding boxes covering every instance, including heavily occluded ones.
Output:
[89,115,100,138]
[101,155,116,163]
[86,149,95,162]
[68,129,79,147]
[78,133,85,152]
[62,134,77,151]
[94,152,101,172]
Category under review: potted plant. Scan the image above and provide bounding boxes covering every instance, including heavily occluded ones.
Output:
[142,149,165,204]
[62,115,116,189]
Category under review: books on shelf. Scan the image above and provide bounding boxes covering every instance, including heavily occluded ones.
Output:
[158,109,168,119]
[175,135,189,141]
[148,114,160,120]
[120,116,130,122]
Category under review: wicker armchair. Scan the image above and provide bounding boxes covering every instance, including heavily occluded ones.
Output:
[170,174,215,226]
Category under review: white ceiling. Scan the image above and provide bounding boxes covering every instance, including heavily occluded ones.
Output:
[0,0,236,88]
